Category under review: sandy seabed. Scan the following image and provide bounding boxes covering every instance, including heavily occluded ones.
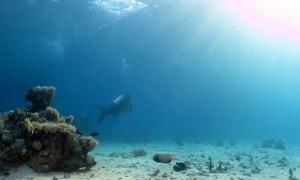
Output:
[5,141,299,180]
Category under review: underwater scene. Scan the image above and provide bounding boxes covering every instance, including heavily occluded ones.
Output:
[1,0,300,179]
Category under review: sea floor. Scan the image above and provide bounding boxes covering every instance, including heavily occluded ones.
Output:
[6,141,300,180]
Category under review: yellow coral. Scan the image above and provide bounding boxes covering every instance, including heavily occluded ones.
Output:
[24,118,39,135]
[0,111,8,121]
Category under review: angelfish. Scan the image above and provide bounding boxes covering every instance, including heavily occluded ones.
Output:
[152,153,175,163]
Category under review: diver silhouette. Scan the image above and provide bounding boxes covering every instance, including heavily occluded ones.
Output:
[96,93,132,122]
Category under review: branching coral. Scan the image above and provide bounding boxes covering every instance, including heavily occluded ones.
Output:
[37,122,76,134]
[24,118,39,135]
[25,86,56,112]
[78,136,99,151]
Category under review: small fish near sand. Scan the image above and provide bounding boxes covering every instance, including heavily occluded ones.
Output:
[91,132,99,137]
[173,162,187,172]
[152,153,175,163]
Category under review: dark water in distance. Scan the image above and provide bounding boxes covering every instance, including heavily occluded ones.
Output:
[1,0,300,144]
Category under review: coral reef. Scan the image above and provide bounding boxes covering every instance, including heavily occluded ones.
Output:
[0,112,8,121]
[44,107,60,121]
[25,86,56,112]
[0,86,99,174]
[64,115,74,124]
[261,139,286,150]
[261,139,275,148]
[78,136,99,151]
[229,141,237,146]
[174,137,184,146]
[132,149,147,157]
[215,140,224,147]
[0,119,3,130]
[0,112,8,130]
[274,139,286,150]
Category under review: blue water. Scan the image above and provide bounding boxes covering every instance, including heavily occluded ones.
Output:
[1,0,300,144]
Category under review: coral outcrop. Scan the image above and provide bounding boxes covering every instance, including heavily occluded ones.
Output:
[132,149,147,157]
[78,136,99,151]
[261,138,286,150]
[0,86,99,174]
[25,86,56,112]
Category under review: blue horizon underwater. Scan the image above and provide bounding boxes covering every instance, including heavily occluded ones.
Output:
[1,0,300,142]
[1,0,300,178]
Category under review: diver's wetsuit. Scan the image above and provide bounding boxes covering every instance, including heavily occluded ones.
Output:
[97,93,132,122]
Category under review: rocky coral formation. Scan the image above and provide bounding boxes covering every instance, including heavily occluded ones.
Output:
[79,136,99,151]
[0,86,98,174]
[261,138,286,150]
[132,149,147,157]
[25,86,56,112]
[0,112,7,130]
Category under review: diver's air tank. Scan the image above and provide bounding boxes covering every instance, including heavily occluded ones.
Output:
[111,94,126,106]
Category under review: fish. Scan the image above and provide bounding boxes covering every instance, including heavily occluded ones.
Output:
[152,153,175,163]
[91,132,99,137]
[76,129,82,135]
[176,162,187,169]
[173,162,187,172]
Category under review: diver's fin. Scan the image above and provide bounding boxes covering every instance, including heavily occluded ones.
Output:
[98,111,107,122]
[128,102,133,111]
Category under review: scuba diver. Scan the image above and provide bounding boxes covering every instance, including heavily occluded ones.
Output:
[95,93,132,122]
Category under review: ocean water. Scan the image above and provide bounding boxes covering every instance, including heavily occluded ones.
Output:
[1,0,300,148]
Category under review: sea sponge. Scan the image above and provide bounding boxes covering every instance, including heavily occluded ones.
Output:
[20,148,27,155]
[44,107,59,121]
[78,136,99,151]
[32,141,42,150]
[25,86,56,112]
